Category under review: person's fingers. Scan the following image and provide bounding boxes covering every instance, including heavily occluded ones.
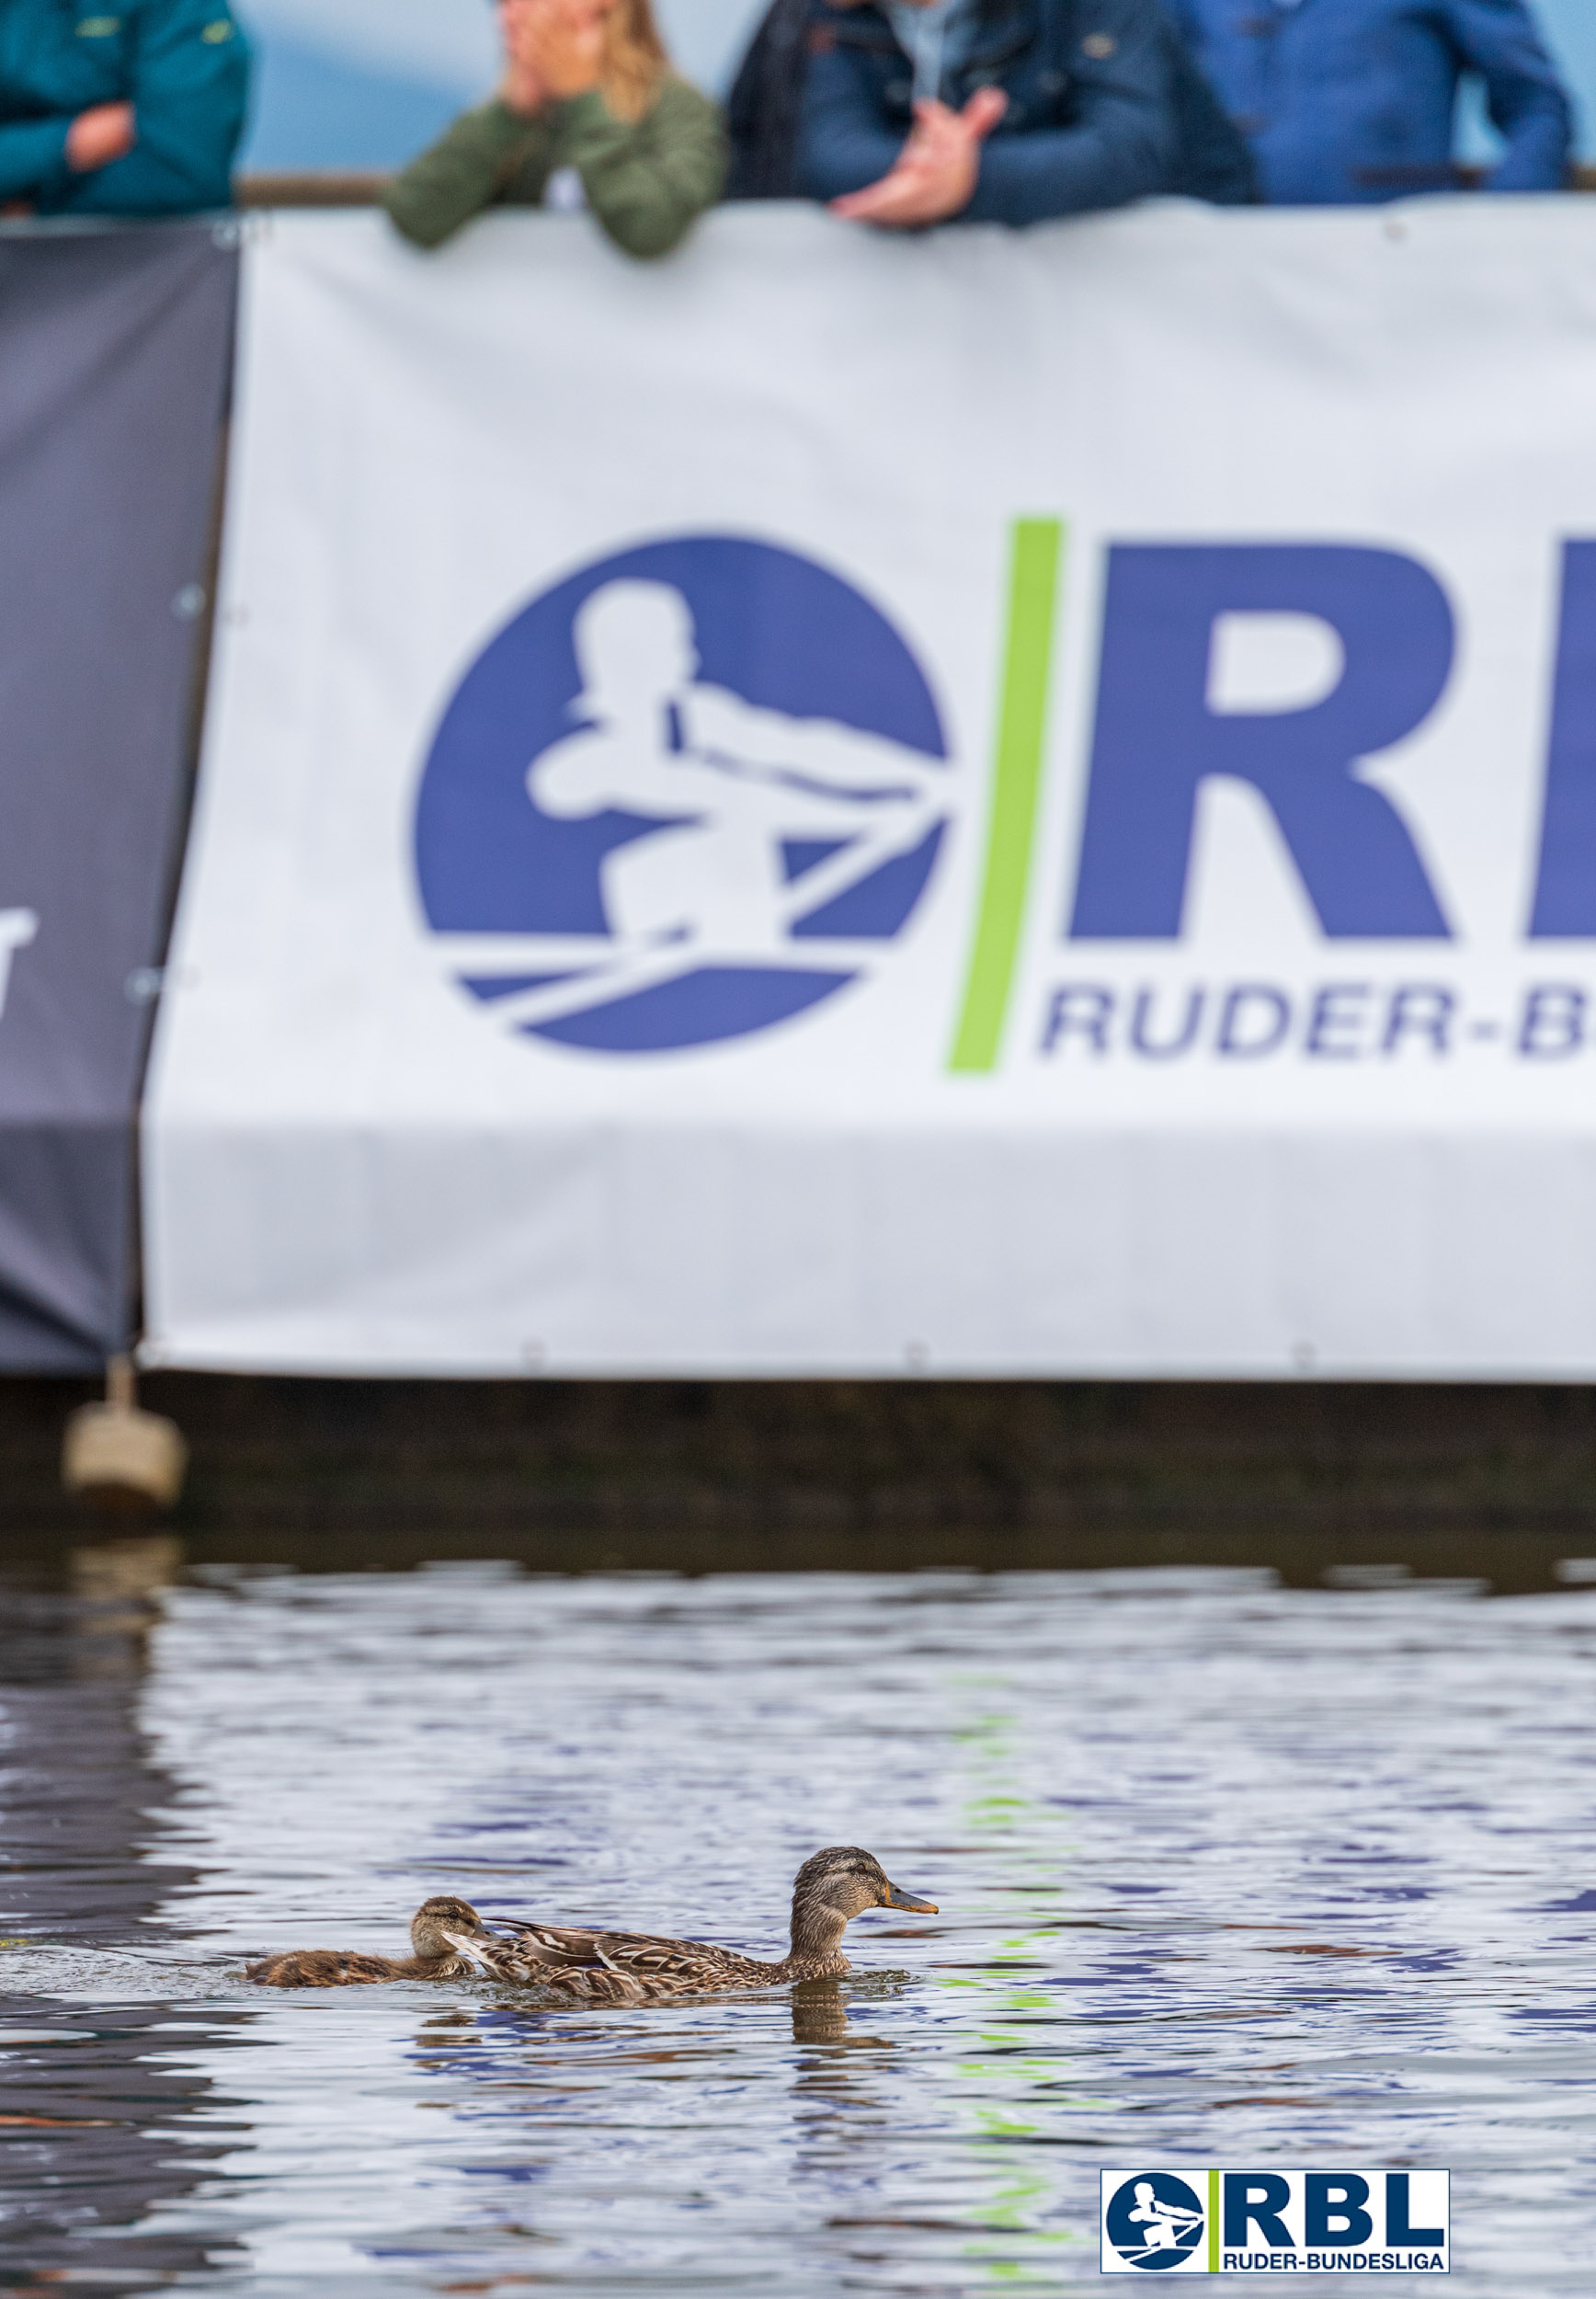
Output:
[830,185,894,218]
[961,86,1009,138]
[507,0,559,36]
[69,98,135,166]
[908,99,963,152]
[831,177,934,224]
[831,183,914,221]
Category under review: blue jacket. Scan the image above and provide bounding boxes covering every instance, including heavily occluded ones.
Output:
[798,0,1255,225]
[0,0,249,215]
[1165,0,1572,204]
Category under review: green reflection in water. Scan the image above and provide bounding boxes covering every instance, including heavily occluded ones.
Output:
[940,1699,1089,2278]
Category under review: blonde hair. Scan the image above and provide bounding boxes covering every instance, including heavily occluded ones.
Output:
[601,0,670,123]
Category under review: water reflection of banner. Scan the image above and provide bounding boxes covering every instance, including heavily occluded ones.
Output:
[0,225,235,1368]
[145,202,1596,1378]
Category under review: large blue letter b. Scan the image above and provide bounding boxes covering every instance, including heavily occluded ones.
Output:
[1068,545,1454,939]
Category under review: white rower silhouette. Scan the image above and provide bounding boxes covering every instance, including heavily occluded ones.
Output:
[495,581,944,1027]
[1126,2182,1203,2254]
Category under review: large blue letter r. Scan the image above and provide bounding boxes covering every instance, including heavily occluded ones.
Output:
[1068,544,1454,939]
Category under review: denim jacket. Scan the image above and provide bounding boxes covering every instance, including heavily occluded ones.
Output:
[797,0,1252,223]
[1166,0,1571,204]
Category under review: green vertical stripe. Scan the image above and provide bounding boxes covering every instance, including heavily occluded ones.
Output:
[947,518,1065,1073]
[1208,2168,1221,2272]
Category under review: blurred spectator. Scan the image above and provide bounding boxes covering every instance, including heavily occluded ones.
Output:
[738,0,1253,224]
[384,0,726,259]
[1166,0,1573,203]
[0,0,248,216]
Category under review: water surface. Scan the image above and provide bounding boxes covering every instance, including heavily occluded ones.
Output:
[2,1564,1594,2293]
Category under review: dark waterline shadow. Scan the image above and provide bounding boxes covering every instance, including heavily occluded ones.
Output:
[12,1372,1596,1592]
[0,1559,250,2289]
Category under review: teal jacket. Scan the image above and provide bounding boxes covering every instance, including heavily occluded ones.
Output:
[0,0,250,214]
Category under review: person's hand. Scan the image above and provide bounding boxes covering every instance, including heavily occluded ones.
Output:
[830,86,1006,227]
[66,101,135,174]
[508,0,607,107]
[498,0,549,114]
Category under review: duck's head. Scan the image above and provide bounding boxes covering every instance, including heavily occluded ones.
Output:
[411,1896,486,1958]
[789,1847,938,1956]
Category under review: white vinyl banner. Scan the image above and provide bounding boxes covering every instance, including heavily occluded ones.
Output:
[144,200,1596,1378]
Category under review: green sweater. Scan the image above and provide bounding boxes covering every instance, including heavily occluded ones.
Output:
[382,80,727,260]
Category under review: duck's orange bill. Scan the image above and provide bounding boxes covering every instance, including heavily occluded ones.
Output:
[884,1883,939,1914]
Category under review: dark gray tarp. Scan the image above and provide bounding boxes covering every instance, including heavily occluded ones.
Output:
[0,223,236,1369]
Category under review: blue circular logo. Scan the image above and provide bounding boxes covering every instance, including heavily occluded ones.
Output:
[415,535,950,1054]
[1105,2174,1206,2270]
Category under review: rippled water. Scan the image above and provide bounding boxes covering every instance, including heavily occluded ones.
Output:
[2,1563,1595,2293]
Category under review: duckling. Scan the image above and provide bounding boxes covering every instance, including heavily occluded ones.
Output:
[440,1846,938,2004]
[245,1895,493,1988]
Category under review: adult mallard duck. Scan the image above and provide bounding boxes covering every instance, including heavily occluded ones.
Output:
[439,1845,939,2004]
[245,1895,494,1988]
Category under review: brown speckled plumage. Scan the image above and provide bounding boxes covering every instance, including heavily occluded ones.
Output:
[449,1847,939,2003]
[244,1854,939,2000]
[245,1896,493,1988]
